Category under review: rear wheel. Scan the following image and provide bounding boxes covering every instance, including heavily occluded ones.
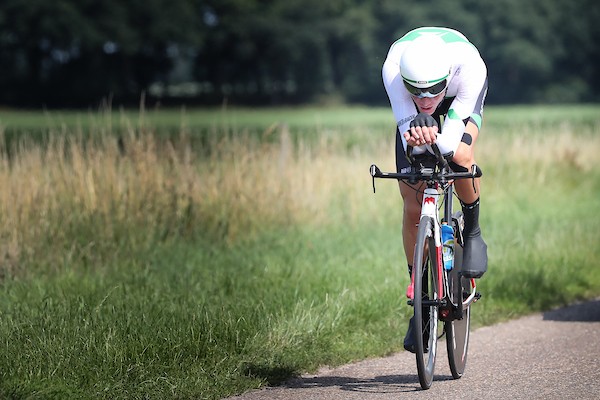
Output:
[413,216,441,390]
[446,211,472,378]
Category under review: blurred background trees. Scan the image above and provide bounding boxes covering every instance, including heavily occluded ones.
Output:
[0,0,598,107]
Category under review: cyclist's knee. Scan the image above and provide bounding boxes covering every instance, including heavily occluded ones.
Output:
[404,199,420,214]
[452,144,475,169]
[399,181,422,222]
[402,196,421,224]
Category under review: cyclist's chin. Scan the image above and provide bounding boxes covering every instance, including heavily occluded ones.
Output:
[418,105,435,114]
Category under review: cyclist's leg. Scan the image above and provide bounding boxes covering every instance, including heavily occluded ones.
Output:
[396,127,424,268]
[452,121,487,278]
[396,129,427,352]
[399,181,423,268]
[400,179,427,352]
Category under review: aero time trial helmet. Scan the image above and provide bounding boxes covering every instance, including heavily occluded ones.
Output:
[400,34,450,98]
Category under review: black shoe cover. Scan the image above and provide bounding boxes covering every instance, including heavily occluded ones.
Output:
[403,317,417,353]
[462,234,488,278]
[404,316,429,353]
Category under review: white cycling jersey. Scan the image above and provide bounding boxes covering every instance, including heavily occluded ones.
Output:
[382,27,488,156]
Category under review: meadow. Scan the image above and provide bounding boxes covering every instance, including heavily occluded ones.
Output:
[0,104,599,399]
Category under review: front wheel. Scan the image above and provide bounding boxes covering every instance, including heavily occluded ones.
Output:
[412,216,441,390]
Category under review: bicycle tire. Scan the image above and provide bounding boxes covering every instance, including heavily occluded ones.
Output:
[413,216,441,390]
[446,211,472,379]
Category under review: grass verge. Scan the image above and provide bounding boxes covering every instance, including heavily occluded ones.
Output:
[0,105,599,399]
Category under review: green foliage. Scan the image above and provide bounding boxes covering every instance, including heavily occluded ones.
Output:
[0,0,199,105]
[1,0,599,106]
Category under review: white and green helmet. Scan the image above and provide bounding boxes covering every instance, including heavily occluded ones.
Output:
[400,34,450,96]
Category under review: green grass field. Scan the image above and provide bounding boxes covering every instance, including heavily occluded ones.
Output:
[0,105,599,399]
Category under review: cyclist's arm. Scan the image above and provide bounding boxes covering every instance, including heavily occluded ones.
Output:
[437,53,487,155]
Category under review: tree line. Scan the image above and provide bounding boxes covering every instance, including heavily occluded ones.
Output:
[0,0,599,108]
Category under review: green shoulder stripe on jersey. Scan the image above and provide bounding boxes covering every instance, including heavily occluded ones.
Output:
[447,109,461,120]
[470,113,483,129]
[448,110,483,130]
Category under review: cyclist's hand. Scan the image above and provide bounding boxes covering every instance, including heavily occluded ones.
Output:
[404,113,438,146]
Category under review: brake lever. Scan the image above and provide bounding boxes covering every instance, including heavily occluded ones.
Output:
[370,164,379,193]
[470,164,480,194]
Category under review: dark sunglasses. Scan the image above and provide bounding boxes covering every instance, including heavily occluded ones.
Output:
[403,79,448,98]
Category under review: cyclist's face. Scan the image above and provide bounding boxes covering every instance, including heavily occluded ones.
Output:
[412,91,445,115]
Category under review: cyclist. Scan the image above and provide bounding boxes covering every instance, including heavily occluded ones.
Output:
[382,27,488,353]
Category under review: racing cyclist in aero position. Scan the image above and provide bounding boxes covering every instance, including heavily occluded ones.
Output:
[382,27,489,353]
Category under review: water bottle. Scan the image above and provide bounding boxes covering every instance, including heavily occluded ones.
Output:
[441,223,454,271]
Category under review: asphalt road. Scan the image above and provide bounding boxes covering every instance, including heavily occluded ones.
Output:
[229,299,600,400]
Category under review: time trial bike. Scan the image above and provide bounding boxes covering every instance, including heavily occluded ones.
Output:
[370,144,482,390]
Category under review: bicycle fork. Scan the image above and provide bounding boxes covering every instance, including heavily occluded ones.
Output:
[407,188,444,300]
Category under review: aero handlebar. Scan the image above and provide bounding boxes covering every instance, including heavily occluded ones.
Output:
[370,144,483,193]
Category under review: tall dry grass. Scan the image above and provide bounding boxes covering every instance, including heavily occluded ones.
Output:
[3,108,597,278]
[0,121,395,276]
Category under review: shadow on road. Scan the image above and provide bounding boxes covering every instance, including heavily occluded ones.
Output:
[280,373,453,393]
[543,299,600,322]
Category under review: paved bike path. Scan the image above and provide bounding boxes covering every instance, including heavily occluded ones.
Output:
[228,299,600,400]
